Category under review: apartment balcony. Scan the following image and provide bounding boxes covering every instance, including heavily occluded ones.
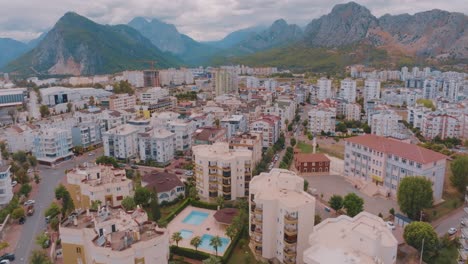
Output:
[223,194,231,200]
[284,233,297,245]
[254,227,263,235]
[222,166,231,171]
[208,164,217,169]
[245,175,252,182]
[209,184,217,191]
[209,177,217,183]
[251,214,263,224]
[254,245,262,255]
[222,179,230,185]
[250,224,256,232]
[283,256,296,264]
[284,214,298,224]
[209,191,218,198]
[254,206,263,214]
[283,248,297,257]
[284,226,298,236]
[222,186,231,193]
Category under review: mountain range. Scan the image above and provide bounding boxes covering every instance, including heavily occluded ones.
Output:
[2,1,467,76]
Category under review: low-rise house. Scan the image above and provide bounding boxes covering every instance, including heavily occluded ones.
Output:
[294,153,330,175]
[142,171,185,204]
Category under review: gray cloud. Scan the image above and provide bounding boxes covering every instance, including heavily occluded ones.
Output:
[0,0,466,42]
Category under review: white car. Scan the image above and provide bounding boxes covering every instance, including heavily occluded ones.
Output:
[0,259,10,264]
[11,181,17,187]
[88,153,95,156]
[184,171,193,176]
[448,227,457,235]
[386,221,395,230]
[24,200,35,206]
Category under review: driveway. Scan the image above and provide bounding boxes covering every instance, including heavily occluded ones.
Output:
[14,148,103,263]
[304,174,399,217]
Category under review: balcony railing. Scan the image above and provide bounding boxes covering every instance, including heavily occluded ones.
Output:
[284,226,298,236]
[283,256,296,264]
[254,206,263,213]
[284,214,298,224]
[254,228,263,235]
[283,248,297,257]
[284,234,297,245]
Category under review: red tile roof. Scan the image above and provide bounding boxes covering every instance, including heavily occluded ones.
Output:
[213,208,239,225]
[142,171,184,193]
[345,134,447,164]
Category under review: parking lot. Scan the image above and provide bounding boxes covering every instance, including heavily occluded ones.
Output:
[304,174,399,217]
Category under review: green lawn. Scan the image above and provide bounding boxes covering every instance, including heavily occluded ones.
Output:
[297,141,314,153]
[161,200,186,219]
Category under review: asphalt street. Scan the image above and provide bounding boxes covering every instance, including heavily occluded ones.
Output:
[14,148,102,263]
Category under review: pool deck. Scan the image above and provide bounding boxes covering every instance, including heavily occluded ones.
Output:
[167,205,230,255]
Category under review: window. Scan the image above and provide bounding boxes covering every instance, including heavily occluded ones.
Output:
[76,247,81,254]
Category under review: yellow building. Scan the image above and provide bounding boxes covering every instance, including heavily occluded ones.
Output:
[65,163,134,209]
[60,207,169,264]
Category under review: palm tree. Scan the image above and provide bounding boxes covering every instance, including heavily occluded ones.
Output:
[172,232,182,247]
[209,235,223,256]
[190,236,202,251]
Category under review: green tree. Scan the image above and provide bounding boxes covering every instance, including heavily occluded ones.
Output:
[95,156,119,168]
[215,119,220,128]
[89,96,95,106]
[149,189,161,221]
[336,122,348,133]
[450,156,468,193]
[90,200,101,210]
[12,151,28,163]
[0,241,9,253]
[329,195,344,214]
[190,236,202,251]
[27,155,38,168]
[403,221,439,260]
[216,195,224,209]
[397,177,433,220]
[290,138,296,147]
[389,208,395,216]
[15,168,29,184]
[39,105,50,118]
[343,193,364,217]
[19,183,32,197]
[121,196,136,211]
[172,232,182,247]
[225,224,237,241]
[66,102,73,112]
[314,214,322,225]
[45,202,61,218]
[209,235,223,256]
[203,256,221,264]
[11,207,25,219]
[36,232,49,249]
[134,187,151,207]
[30,250,53,264]
[55,184,68,200]
[55,184,74,216]
[303,179,309,191]
[288,124,293,131]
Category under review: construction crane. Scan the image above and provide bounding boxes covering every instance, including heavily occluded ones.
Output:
[137,60,157,71]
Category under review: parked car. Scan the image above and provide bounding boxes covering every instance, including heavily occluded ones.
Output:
[10,181,17,187]
[45,215,51,224]
[24,200,35,206]
[88,152,95,156]
[18,217,26,225]
[462,219,466,226]
[27,205,35,216]
[175,170,183,175]
[184,171,193,176]
[448,227,458,235]
[386,221,396,230]
[0,253,15,261]
[0,259,10,264]
[130,165,139,169]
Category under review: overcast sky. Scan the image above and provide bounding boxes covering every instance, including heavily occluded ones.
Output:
[0,0,467,42]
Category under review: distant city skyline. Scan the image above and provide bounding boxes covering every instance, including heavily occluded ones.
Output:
[0,0,467,42]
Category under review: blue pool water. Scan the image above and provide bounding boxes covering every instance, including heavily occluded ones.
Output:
[180,229,193,239]
[182,211,209,225]
[199,234,230,254]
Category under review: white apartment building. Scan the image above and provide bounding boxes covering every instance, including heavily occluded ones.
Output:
[246,76,260,88]
[60,207,169,264]
[422,112,461,140]
[229,132,263,166]
[138,129,175,165]
[263,79,277,93]
[407,106,431,129]
[0,164,13,205]
[103,124,139,160]
[108,94,136,111]
[5,124,38,153]
[193,142,252,200]
[159,68,194,86]
[308,108,336,134]
[66,163,134,208]
[122,70,144,88]
[339,78,357,103]
[345,103,361,121]
[364,79,381,102]
[423,78,438,99]
[344,134,447,201]
[71,122,104,148]
[250,115,281,148]
[263,99,297,130]
[33,128,73,166]
[250,169,315,264]
[139,87,169,104]
[303,212,398,264]
[443,79,461,101]
[370,110,402,137]
[220,115,248,139]
[317,77,332,101]
[214,68,238,96]
[167,120,192,152]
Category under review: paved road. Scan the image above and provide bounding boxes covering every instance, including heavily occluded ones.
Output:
[14,148,103,263]
[434,206,465,237]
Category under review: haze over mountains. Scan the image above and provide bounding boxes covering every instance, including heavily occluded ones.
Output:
[2,1,467,75]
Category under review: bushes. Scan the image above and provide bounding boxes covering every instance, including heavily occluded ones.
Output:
[159,198,190,225]
[170,245,211,261]
[190,199,218,210]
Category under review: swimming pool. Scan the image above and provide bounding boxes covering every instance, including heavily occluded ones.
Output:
[199,234,230,254]
[179,229,193,239]
[182,210,209,226]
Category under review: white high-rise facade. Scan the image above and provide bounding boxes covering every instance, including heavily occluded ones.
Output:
[339,78,357,103]
[363,79,381,102]
[370,110,402,137]
[317,77,332,101]
[308,108,336,134]
[249,169,315,264]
